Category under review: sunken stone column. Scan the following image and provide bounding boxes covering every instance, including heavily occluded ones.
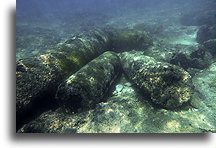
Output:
[16,27,152,130]
[120,51,191,109]
[55,51,121,112]
[16,29,111,130]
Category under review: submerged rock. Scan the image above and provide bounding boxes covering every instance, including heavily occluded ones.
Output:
[55,51,121,112]
[196,25,215,44]
[120,51,192,109]
[16,27,152,130]
[18,74,215,133]
[16,28,111,130]
[17,109,82,133]
[170,46,213,70]
[203,39,216,58]
[109,28,153,52]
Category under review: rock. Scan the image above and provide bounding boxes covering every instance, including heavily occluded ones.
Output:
[55,51,121,112]
[112,84,124,96]
[144,39,200,63]
[196,25,215,44]
[109,28,153,52]
[16,28,111,130]
[120,51,192,109]
[203,39,216,58]
[18,74,215,133]
[115,84,124,92]
[170,46,213,70]
[17,110,80,133]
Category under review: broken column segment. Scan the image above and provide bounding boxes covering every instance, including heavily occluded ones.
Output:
[120,51,192,109]
[55,51,121,112]
[16,28,111,129]
[16,27,152,130]
[109,28,153,52]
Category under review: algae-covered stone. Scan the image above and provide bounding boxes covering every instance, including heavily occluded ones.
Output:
[18,75,215,133]
[109,28,153,52]
[16,28,111,130]
[55,51,121,112]
[17,109,80,133]
[16,53,64,129]
[170,47,213,70]
[120,51,192,109]
[16,27,154,130]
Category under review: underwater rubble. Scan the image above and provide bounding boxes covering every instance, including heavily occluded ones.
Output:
[16,27,152,130]
[18,70,216,133]
[17,26,216,133]
[16,3,216,132]
[56,51,121,112]
[16,28,110,129]
[120,51,191,109]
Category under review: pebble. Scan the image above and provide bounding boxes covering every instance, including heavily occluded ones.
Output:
[116,84,124,92]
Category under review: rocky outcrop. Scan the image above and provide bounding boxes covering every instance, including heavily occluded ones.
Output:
[120,51,192,109]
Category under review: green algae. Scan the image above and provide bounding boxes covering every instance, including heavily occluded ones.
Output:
[110,29,153,51]
[55,51,121,112]
[120,51,192,109]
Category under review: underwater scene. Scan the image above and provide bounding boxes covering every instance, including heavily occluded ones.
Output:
[16,0,216,133]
